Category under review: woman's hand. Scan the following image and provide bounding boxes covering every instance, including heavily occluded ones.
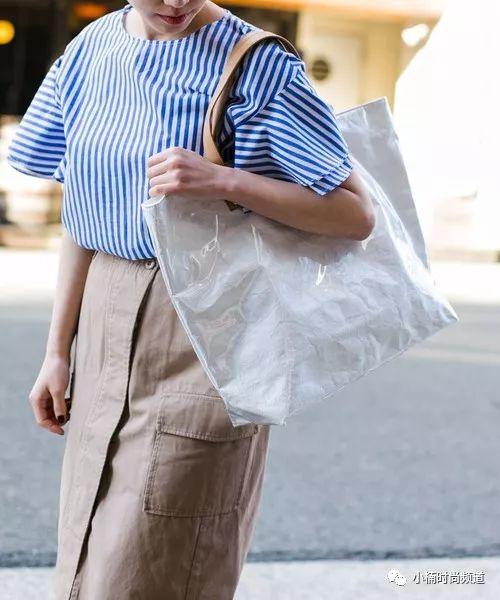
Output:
[147,147,227,199]
[29,353,71,436]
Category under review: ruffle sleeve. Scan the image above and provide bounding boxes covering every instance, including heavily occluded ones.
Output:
[218,44,353,196]
[6,55,66,182]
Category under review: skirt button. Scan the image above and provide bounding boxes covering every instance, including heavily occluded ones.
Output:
[144,259,156,269]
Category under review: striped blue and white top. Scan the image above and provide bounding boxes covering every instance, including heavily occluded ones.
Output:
[7,3,353,260]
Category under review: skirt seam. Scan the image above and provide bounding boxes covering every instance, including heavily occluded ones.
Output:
[184,517,204,600]
[63,257,116,536]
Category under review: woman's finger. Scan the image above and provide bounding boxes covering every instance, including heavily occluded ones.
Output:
[31,393,64,435]
[147,146,192,172]
[50,385,68,426]
[147,158,168,179]
[148,172,172,191]
[147,149,170,169]
[148,184,170,197]
[147,153,187,179]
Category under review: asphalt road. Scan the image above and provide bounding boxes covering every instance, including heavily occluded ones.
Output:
[2,293,500,569]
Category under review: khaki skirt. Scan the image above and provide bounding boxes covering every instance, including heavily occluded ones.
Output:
[53,249,271,600]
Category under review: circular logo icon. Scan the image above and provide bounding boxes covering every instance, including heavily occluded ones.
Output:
[387,568,407,586]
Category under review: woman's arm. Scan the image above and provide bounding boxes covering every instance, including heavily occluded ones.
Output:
[147,147,375,241]
[29,230,94,435]
[220,165,375,240]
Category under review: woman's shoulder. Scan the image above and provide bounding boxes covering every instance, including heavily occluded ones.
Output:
[51,7,124,91]
[226,11,301,67]
[58,7,122,65]
[224,12,305,116]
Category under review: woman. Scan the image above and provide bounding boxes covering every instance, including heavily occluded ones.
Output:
[7,1,374,598]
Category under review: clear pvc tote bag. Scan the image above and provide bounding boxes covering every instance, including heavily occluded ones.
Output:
[142,30,458,426]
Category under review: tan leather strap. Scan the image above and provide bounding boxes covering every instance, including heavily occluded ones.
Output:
[202,30,301,167]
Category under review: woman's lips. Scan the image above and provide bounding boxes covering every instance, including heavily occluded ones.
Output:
[157,11,192,25]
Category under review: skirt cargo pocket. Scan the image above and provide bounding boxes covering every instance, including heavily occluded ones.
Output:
[142,391,259,517]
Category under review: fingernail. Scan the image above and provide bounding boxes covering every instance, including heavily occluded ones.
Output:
[57,415,66,425]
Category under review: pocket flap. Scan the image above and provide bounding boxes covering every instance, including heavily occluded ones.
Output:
[157,392,258,442]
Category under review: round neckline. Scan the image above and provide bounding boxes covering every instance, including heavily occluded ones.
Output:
[119,3,231,44]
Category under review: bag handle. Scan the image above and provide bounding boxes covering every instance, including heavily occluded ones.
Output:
[202,30,301,169]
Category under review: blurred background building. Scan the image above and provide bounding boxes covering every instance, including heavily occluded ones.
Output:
[1,0,498,259]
